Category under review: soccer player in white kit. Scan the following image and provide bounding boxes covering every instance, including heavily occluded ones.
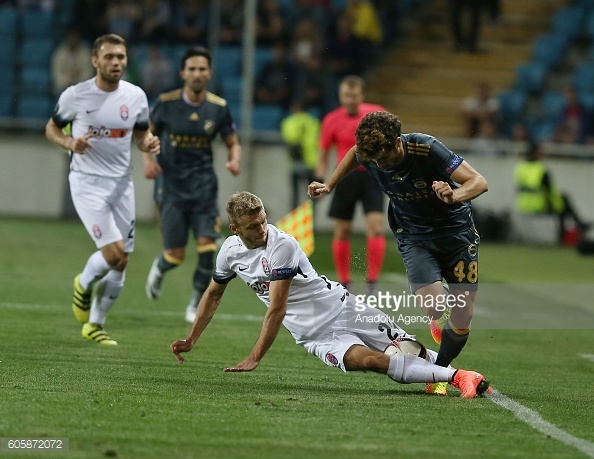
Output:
[45,34,160,345]
[170,192,492,398]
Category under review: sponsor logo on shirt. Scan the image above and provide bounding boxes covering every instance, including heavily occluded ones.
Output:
[87,126,129,138]
[271,268,293,277]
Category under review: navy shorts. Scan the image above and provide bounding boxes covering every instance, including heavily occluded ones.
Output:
[159,199,221,249]
[397,226,480,293]
[329,170,384,220]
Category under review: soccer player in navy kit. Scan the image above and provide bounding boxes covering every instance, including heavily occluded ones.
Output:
[309,111,488,395]
[143,46,241,323]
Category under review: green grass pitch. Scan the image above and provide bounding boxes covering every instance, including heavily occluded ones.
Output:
[0,218,593,459]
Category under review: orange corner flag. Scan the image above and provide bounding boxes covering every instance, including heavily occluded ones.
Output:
[275,200,314,257]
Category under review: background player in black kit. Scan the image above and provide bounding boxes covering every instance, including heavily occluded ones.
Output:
[143,46,242,323]
[309,111,488,395]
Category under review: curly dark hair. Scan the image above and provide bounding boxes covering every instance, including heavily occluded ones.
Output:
[355,112,402,162]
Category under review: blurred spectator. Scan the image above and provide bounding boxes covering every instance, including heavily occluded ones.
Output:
[294,52,331,114]
[345,0,382,46]
[289,17,325,67]
[450,0,482,53]
[461,81,500,138]
[551,86,589,144]
[220,0,243,45]
[139,44,175,102]
[509,121,531,157]
[137,0,171,43]
[255,42,297,110]
[73,0,108,42]
[292,0,327,33]
[256,0,286,46]
[106,0,142,42]
[50,29,93,96]
[487,0,502,25]
[468,119,506,157]
[172,0,209,44]
[514,141,590,244]
[17,0,54,10]
[326,12,367,78]
[280,99,321,209]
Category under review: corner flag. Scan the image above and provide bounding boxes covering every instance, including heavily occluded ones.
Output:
[275,200,314,257]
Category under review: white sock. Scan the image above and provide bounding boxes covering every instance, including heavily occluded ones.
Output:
[80,251,112,290]
[387,355,455,383]
[89,270,125,325]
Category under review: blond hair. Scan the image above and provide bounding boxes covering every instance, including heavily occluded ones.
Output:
[226,192,264,225]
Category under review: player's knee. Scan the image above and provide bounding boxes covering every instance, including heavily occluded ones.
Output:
[360,353,386,372]
[101,244,126,267]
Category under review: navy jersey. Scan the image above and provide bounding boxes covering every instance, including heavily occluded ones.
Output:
[150,89,236,202]
[358,133,474,240]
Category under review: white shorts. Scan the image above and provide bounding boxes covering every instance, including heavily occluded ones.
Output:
[69,171,135,252]
[298,294,435,372]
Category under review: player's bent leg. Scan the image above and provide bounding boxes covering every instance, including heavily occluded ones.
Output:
[72,273,92,324]
[343,344,389,373]
[332,220,353,287]
[146,250,183,300]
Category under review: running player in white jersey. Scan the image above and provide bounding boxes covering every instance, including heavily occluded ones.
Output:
[170,192,492,398]
[45,34,160,345]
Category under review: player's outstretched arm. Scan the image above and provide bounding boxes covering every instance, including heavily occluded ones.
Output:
[309,145,360,198]
[224,278,291,372]
[170,280,228,364]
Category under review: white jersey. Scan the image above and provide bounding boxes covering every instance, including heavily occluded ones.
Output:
[53,77,150,178]
[213,225,348,341]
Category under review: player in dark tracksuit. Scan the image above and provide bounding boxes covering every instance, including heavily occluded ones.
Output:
[143,46,241,323]
[309,111,488,394]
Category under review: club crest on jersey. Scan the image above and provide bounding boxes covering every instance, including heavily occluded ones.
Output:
[204,120,215,134]
[413,179,427,189]
[261,257,270,275]
[92,224,102,239]
[468,244,477,259]
[325,353,339,366]
[120,104,129,121]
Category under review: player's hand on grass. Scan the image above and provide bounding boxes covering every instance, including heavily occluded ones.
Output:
[223,358,259,372]
[308,181,331,198]
[170,339,193,364]
[432,181,455,204]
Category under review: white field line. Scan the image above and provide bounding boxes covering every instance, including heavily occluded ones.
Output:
[4,301,594,456]
[485,389,594,458]
[0,301,264,322]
